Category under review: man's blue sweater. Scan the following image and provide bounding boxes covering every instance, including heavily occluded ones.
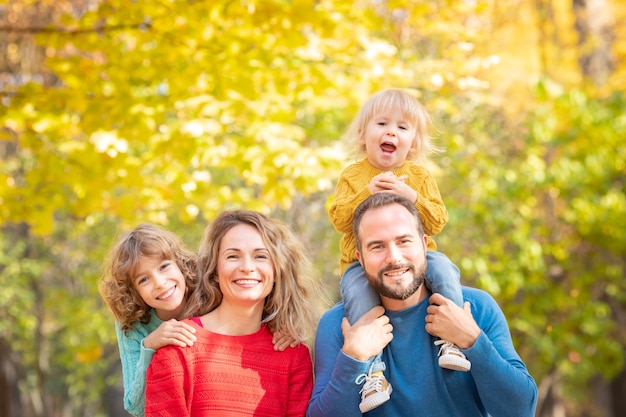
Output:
[306,287,537,417]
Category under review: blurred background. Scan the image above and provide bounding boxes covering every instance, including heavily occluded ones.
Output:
[0,0,624,416]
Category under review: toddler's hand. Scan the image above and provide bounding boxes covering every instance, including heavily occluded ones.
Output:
[369,173,417,203]
[369,172,396,193]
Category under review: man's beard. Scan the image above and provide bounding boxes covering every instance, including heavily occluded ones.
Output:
[368,262,426,300]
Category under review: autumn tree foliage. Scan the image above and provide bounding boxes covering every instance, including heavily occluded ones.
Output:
[0,0,625,416]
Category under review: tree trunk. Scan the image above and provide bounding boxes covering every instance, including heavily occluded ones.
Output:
[611,368,626,417]
[572,0,615,85]
[0,338,23,417]
[536,370,567,417]
[102,359,133,417]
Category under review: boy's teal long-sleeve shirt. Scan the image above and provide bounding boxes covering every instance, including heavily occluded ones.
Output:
[306,287,538,417]
[115,309,163,417]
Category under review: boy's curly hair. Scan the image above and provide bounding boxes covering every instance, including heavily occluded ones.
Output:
[99,223,197,332]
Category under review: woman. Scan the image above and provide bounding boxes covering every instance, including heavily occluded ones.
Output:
[145,210,318,417]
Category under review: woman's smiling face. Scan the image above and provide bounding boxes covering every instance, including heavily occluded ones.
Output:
[216,223,275,307]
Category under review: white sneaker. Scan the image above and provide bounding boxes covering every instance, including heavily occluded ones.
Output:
[435,340,471,371]
[355,368,393,412]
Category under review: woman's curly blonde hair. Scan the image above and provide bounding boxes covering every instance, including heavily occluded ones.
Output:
[99,223,198,332]
[184,210,319,342]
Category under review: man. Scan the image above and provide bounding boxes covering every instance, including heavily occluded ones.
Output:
[306,193,537,417]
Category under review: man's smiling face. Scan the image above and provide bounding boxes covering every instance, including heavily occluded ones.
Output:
[356,203,428,309]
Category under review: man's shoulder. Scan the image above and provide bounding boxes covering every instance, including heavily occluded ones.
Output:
[462,286,497,303]
[461,286,507,321]
[462,285,490,297]
[319,301,346,325]
[315,302,347,342]
[321,301,345,316]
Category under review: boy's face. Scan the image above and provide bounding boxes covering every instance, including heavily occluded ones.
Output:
[132,255,187,320]
[360,107,417,171]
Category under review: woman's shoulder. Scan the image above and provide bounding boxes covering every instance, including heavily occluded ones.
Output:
[186,316,203,327]
[272,338,312,365]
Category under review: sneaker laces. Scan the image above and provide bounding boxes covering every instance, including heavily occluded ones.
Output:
[355,371,385,395]
[434,339,464,357]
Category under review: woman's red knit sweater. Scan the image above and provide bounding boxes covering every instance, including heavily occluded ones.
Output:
[145,318,313,417]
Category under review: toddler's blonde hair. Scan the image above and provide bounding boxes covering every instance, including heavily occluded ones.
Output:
[344,88,440,164]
